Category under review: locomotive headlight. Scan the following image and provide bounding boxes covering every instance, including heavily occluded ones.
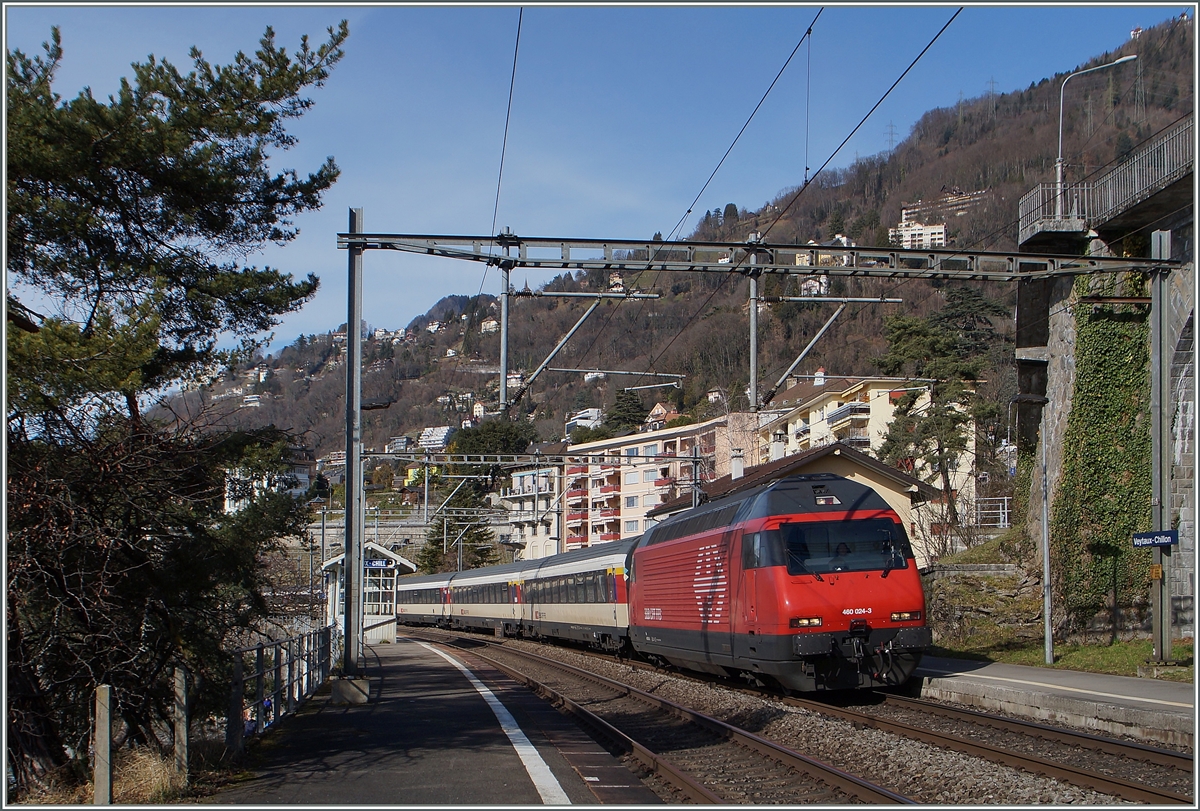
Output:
[890,611,922,622]
[789,616,823,628]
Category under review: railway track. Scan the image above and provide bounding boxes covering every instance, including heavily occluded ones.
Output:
[846,692,1195,804]
[409,631,913,804]
[402,627,1192,804]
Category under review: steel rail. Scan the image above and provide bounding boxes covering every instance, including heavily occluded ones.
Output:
[784,694,1192,804]
[457,642,723,803]
[882,692,1193,770]
[425,632,914,804]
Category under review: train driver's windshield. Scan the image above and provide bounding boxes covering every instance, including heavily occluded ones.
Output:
[777,518,911,576]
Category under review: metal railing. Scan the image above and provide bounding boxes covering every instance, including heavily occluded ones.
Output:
[975,497,1012,529]
[1019,118,1193,244]
[825,401,870,424]
[225,626,333,758]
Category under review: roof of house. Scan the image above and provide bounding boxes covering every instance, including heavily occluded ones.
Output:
[646,441,940,519]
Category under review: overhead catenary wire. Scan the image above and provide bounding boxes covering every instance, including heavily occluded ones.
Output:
[628,8,963,396]
[571,11,823,381]
[447,7,524,387]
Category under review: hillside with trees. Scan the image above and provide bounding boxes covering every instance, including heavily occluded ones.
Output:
[165,16,1191,468]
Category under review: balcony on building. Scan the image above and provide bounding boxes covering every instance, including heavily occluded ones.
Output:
[565,464,588,476]
[596,532,621,542]
[825,401,870,429]
[838,428,872,448]
[654,475,676,488]
[565,485,587,501]
[565,510,588,526]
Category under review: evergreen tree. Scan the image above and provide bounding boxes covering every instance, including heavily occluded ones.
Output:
[606,390,648,433]
[874,288,1008,533]
[6,22,348,795]
[723,202,740,225]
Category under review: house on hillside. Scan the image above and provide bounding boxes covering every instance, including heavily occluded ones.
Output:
[644,402,680,431]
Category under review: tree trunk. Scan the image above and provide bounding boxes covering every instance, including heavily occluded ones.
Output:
[6,594,73,797]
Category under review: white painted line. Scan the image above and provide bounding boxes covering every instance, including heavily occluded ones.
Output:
[920,667,1194,709]
[417,641,571,805]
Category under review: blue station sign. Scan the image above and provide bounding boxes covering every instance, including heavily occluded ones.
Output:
[364,558,393,568]
[1132,530,1178,548]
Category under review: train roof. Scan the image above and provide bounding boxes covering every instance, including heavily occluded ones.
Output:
[395,538,638,588]
[639,473,895,547]
[395,571,454,588]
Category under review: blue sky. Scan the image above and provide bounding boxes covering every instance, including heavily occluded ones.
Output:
[5,3,1187,352]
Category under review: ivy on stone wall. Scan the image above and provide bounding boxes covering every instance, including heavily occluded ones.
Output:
[1048,274,1153,632]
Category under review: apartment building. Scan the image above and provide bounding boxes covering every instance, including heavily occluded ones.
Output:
[888,219,947,249]
[755,372,975,520]
[562,413,758,549]
[498,443,566,561]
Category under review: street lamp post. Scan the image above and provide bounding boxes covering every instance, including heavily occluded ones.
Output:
[1055,54,1137,220]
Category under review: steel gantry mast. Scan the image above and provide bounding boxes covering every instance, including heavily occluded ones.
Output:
[337,230,1170,281]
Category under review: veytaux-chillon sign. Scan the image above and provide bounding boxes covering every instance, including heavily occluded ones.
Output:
[1132,530,1179,548]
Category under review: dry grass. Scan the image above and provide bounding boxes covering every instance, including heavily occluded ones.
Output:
[15,735,236,805]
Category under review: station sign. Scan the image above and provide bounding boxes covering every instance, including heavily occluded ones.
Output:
[1132,530,1178,548]
[364,558,393,568]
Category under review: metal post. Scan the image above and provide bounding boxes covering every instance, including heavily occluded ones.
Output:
[272,642,283,724]
[1042,427,1053,665]
[93,684,112,805]
[748,236,759,412]
[500,234,511,410]
[423,450,430,523]
[692,443,701,509]
[174,667,188,784]
[287,640,296,713]
[344,207,364,677]
[255,643,265,734]
[1056,55,1137,222]
[1151,230,1173,662]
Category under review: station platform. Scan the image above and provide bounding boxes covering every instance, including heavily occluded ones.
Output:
[210,638,660,805]
[915,655,1195,749]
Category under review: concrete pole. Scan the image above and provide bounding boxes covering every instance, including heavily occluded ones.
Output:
[344,208,364,677]
[93,685,112,804]
[1151,230,1173,662]
[173,667,188,785]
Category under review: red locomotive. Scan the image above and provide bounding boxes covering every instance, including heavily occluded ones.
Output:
[395,473,929,692]
[629,473,930,691]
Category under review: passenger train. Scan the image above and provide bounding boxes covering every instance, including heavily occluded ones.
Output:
[395,473,930,691]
